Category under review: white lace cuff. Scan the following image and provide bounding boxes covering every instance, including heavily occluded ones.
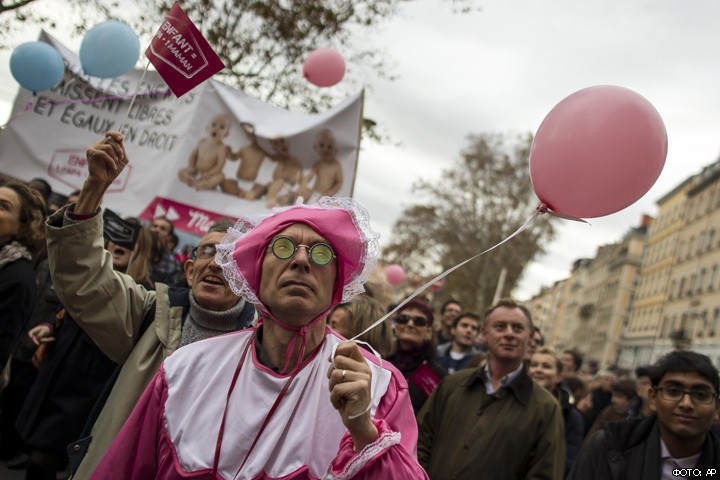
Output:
[322,431,401,480]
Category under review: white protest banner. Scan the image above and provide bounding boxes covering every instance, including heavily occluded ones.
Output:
[0,32,363,236]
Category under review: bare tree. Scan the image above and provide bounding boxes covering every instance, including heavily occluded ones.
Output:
[1,0,477,140]
[382,132,556,311]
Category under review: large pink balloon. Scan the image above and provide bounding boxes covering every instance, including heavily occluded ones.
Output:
[530,85,667,218]
[303,47,345,87]
[386,264,405,286]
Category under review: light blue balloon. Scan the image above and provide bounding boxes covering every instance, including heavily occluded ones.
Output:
[9,42,65,93]
[80,20,140,78]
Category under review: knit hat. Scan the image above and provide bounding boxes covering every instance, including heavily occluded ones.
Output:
[397,298,434,325]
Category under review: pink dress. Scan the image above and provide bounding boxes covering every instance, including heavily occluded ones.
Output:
[91,327,428,479]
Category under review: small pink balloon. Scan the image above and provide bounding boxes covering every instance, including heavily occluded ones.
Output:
[530,85,667,218]
[303,47,345,87]
[386,264,405,286]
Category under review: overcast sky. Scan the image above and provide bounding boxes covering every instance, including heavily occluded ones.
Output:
[2,0,719,301]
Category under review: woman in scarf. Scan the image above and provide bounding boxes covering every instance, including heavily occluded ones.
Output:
[386,299,447,413]
[0,181,46,374]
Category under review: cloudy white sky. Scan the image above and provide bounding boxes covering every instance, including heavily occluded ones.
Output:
[1,0,719,300]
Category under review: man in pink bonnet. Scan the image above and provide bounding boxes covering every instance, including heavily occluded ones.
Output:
[89,132,427,479]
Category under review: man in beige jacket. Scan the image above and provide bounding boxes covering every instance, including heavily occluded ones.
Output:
[46,133,255,479]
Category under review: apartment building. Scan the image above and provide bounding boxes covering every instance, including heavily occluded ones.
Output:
[528,159,720,372]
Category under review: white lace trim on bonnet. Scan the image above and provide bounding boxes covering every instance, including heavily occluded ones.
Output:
[215,196,380,307]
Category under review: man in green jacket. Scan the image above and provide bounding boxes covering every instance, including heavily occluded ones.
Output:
[417,298,565,480]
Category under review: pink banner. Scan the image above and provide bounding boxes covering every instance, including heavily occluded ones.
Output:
[138,196,237,237]
[145,1,225,97]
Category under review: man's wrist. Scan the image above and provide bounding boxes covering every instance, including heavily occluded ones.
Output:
[66,204,99,221]
[349,417,378,453]
[73,179,107,215]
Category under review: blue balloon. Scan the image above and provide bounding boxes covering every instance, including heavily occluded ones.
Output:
[80,20,140,78]
[9,42,65,93]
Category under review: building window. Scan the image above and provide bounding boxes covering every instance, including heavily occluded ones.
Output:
[711,308,720,338]
[688,273,697,296]
[688,236,695,259]
[669,314,678,338]
[698,231,706,254]
[708,229,716,251]
[678,277,686,298]
[698,268,707,294]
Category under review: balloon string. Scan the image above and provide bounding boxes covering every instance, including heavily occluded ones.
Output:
[119,60,151,135]
[327,209,543,422]
[351,209,543,342]
[1,101,33,129]
[327,207,579,427]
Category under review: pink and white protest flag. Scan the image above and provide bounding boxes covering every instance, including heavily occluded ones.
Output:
[145,1,225,97]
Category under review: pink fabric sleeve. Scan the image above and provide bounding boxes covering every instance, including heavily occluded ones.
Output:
[90,367,167,480]
[325,371,429,479]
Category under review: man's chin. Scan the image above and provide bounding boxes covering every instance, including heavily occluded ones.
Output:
[193,291,236,311]
[266,300,331,324]
[494,351,522,362]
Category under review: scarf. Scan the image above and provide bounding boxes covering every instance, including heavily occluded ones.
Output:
[0,241,32,270]
[389,340,435,376]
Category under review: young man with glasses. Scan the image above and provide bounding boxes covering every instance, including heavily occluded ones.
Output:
[79,132,426,479]
[568,350,720,480]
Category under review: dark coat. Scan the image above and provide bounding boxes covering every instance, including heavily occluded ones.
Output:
[13,257,63,362]
[16,309,117,454]
[418,366,566,480]
[558,386,585,477]
[582,386,612,434]
[0,258,37,369]
[387,341,447,413]
[568,415,720,480]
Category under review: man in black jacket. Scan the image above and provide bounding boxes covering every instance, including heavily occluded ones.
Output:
[568,350,720,480]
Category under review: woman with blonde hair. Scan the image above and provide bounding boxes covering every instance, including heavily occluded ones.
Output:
[529,346,585,476]
[328,294,394,359]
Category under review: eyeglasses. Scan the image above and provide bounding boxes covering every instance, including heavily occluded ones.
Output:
[395,314,429,328]
[191,244,217,260]
[269,236,335,266]
[656,386,718,405]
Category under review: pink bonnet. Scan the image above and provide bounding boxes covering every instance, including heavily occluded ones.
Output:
[215,197,379,312]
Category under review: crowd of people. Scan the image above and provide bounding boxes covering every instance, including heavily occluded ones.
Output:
[0,131,718,479]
